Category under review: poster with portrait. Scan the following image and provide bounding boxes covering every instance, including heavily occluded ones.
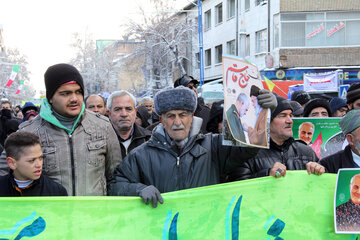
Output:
[292,117,343,159]
[222,55,270,148]
[335,169,360,234]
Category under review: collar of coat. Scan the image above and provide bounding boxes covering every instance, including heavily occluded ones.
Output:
[40,98,85,135]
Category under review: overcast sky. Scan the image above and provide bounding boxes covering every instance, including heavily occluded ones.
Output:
[0,0,190,94]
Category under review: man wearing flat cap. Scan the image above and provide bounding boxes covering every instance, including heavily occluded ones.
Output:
[227,96,324,181]
[174,75,210,133]
[109,86,277,207]
[0,63,121,196]
[320,109,360,173]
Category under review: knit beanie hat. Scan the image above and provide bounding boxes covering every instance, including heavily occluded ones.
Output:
[44,63,84,101]
[339,109,360,135]
[291,90,311,105]
[346,83,360,104]
[271,96,293,121]
[154,86,197,115]
[303,98,331,117]
[330,97,347,114]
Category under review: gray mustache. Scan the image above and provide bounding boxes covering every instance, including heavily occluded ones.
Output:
[172,125,185,130]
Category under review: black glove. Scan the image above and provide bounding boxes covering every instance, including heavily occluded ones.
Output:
[257,89,277,112]
[139,185,164,208]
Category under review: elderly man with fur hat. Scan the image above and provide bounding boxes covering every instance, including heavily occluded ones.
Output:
[0,63,121,196]
[320,109,360,173]
[109,86,277,207]
[227,96,324,181]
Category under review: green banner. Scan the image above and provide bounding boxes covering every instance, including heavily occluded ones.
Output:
[292,117,344,158]
[0,171,358,239]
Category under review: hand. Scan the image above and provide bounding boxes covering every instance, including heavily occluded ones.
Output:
[257,89,277,111]
[269,162,286,178]
[306,162,325,175]
[139,185,164,208]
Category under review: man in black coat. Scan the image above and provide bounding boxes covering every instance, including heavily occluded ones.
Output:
[0,131,67,196]
[320,109,360,173]
[109,86,277,207]
[107,90,151,159]
[227,96,324,181]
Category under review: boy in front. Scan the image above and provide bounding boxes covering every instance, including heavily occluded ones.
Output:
[0,131,67,196]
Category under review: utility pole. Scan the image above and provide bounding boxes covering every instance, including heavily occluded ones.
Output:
[197,0,204,87]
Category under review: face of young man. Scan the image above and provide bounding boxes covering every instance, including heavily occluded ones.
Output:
[50,83,83,118]
[8,144,43,181]
[270,110,293,144]
[309,107,329,117]
[161,110,193,141]
[86,95,106,115]
[348,99,360,110]
[1,103,11,110]
[333,106,348,117]
[108,95,137,133]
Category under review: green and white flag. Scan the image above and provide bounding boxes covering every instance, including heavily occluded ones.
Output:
[16,80,24,94]
[5,65,20,87]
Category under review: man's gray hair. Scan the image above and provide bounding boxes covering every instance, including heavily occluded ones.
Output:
[237,93,249,105]
[142,97,153,103]
[107,90,136,111]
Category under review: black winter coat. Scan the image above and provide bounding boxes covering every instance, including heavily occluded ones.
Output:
[227,138,319,181]
[195,101,210,134]
[108,124,258,195]
[116,123,151,159]
[0,173,68,196]
[319,145,355,173]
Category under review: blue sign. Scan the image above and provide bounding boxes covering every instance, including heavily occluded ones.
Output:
[339,84,350,99]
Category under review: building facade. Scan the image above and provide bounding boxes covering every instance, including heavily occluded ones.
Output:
[182,0,360,97]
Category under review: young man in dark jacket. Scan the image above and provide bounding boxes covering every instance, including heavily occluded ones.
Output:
[109,86,277,207]
[227,96,324,181]
[0,131,67,196]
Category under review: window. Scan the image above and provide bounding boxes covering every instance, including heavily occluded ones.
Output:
[273,14,280,48]
[245,0,250,11]
[195,53,200,69]
[227,40,236,55]
[227,0,235,19]
[256,29,267,53]
[245,34,250,56]
[205,49,211,67]
[215,3,223,25]
[205,10,211,30]
[255,0,267,6]
[280,12,360,47]
[215,45,223,63]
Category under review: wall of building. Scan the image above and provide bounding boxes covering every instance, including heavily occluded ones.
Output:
[279,47,360,68]
[280,0,360,12]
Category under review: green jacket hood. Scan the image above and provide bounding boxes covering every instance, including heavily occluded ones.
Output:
[40,98,85,134]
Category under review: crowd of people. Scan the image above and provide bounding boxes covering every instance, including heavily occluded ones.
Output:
[0,63,359,212]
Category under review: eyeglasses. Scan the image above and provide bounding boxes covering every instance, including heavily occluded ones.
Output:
[187,84,198,90]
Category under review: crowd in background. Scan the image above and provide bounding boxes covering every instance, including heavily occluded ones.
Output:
[0,63,359,209]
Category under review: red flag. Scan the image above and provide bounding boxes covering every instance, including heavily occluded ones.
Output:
[5,79,14,87]
[15,90,20,94]
[311,132,323,158]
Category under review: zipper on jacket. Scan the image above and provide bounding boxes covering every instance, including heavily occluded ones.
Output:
[176,156,182,190]
[69,134,76,196]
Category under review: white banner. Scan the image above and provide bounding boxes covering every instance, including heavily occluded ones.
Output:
[303,71,338,92]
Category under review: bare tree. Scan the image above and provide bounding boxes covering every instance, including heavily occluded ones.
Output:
[125,0,198,91]
[69,32,120,96]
